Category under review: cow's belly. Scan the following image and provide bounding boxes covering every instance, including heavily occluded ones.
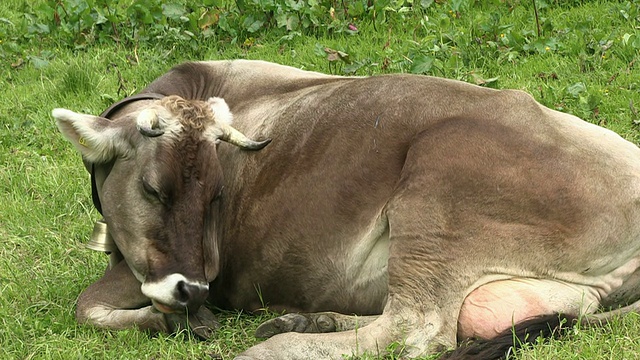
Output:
[304,214,390,315]
[224,214,391,315]
[339,217,390,314]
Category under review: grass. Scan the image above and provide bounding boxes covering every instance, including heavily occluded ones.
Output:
[1,0,640,359]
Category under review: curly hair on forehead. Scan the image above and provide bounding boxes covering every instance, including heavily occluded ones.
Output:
[160,95,213,130]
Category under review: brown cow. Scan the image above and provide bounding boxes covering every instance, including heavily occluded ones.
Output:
[53,60,640,359]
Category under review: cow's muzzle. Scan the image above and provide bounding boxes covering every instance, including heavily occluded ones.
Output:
[141,274,209,314]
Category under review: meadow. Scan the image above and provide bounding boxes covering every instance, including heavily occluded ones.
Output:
[1,0,639,358]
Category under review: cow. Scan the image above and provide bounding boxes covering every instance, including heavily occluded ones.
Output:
[53,59,640,359]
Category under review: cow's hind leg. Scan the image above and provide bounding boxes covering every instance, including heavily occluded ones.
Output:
[76,259,218,339]
[582,299,640,326]
[255,312,379,338]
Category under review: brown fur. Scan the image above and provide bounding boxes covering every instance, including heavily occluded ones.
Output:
[59,60,640,360]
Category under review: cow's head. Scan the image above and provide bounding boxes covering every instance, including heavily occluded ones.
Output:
[53,95,269,314]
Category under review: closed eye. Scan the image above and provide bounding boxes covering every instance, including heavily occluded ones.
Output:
[142,178,159,198]
[141,178,170,206]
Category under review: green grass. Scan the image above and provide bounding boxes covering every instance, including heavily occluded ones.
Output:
[1,0,640,359]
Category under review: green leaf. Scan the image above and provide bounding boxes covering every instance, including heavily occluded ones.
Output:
[243,15,265,33]
[285,0,303,11]
[28,23,50,35]
[275,12,287,28]
[313,43,326,57]
[67,0,88,16]
[410,55,434,74]
[162,3,185,21]
[278,31,301,43]
[202,0,223,6]
[142,11,154,24]
[567,82,587,98]
[347,1,366,17]
[286,15,299,31]
[218,13,234,35]
[0,17,15,27]
[236,0,246,12]
[372,0,390,11]
[28,55,49,69]
[420,0,434,9]
[81,12,96,27]
[579,93,601,112]
[343,61,364,74]
[93,10,108,25]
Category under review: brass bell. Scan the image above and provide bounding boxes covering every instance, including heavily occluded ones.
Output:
[87,219,118,253]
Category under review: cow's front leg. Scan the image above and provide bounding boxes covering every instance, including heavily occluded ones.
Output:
[255,312,380,338]
[76,259,168,332]
[236,293,458,360]
[76,259,218,338]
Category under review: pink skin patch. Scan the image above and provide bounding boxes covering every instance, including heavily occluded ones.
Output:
[152,300,178,314]
[458,278,600,340]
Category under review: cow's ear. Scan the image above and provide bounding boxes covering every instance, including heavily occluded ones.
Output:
[203,202,221,282]
[53,108,131,163]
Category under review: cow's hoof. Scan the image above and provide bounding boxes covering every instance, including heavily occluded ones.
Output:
[166,307,220,340]
[188,306,220,340]
[255,313,336,338]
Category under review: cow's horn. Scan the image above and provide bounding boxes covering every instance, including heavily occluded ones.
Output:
[219,123,271,150]
[136,109,164,137]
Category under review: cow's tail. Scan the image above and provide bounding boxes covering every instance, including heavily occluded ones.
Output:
[439,313,577,360]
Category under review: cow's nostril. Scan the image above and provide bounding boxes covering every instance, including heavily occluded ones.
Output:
[175,280,209,310]
[176,280,189,302]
